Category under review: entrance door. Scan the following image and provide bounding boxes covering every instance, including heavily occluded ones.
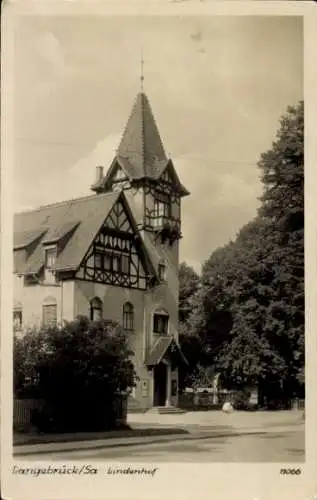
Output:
[153,363,167,406]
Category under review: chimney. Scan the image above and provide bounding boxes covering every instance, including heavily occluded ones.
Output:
[95,165,104,183]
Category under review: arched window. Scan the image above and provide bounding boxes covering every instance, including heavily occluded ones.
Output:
[43,296,57,327]
[123,302,134,332]
[90,297,103,321]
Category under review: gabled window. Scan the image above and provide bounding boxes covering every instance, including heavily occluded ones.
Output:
[90,297,103,321]
[45,247,57,268]
[123,302,134,332]
[153,312,169,335]
[95,250,130,275]
[44,246,57,284]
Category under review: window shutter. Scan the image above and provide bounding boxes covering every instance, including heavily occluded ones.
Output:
[43,304,57,327]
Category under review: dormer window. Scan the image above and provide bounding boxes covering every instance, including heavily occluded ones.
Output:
[44,246,57,284]
[45,247,56,268]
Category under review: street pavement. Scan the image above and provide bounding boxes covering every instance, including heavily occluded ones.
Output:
[22,427,303,463]
[14,410,304,463]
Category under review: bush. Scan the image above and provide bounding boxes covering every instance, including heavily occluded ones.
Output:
[14,317,136,432]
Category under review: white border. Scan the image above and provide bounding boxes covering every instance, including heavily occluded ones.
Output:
[1,2,316,500]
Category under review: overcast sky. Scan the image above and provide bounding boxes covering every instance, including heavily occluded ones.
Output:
[13,15,303,271]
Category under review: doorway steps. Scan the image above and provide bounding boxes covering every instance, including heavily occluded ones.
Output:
[147,406,186,415]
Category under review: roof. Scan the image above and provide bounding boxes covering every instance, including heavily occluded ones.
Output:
[14,192,120,274]
[117,92,168,179]
[14,191,159,279]
[145,336,188,367]
[14,228,47,250]
[91,92,171,192]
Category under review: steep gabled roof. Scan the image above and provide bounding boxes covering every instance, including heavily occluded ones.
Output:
[14,191,159,280]
[14,192,120,274]
[145,336,188,366]
[92,92,170,192]
[117,92,168,179]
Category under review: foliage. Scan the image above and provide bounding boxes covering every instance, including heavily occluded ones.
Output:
[186,101,304,403]
[14,317,136,431]
[178,262,202,389]
[178,262,200,324]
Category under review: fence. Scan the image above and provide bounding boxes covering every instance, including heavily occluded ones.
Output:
[14,395,128,432]
[179,390,232,411]
[14,398,44,431]
[291,398,305,410]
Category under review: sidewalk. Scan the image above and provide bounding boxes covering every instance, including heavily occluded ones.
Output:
[14,410,304,457]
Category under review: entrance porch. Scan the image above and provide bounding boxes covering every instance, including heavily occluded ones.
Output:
[145,336,188,413]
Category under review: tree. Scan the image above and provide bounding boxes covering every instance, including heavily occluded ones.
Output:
[178,262,202,389]
[178,262,200,324]
[14,317,136,431]
[188,101,304,405]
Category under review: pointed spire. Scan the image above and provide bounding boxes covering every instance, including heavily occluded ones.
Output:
[140,49,144,92]
[116,92,167,178]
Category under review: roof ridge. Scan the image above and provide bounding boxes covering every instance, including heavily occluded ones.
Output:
[15,191,118,215]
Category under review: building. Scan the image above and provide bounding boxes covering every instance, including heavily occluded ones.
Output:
[13,91,190,412]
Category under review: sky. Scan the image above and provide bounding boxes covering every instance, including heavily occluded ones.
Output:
[13,15,303,272]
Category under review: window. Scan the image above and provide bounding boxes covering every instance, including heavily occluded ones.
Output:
[121,255,130,274]
[44,246,57,284]
[153,313,169,334]
[153,192,171,227]
[90,297,103,321]
[94,251,129,274]
[158,261,167,281]
[45,247,57,268]
[123,302,134,332]
[43,304,57,327]
[13,307,22,331]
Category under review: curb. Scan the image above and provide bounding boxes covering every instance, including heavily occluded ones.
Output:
[14,430,269,457]
[13,428,187,448]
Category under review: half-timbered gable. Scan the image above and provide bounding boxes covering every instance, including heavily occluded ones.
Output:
[76,197,151,290]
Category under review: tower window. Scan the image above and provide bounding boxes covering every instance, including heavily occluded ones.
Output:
[123,302,134,332]
[90,297,103,321]
[158,261,167,281]
[153,192,171,226]
[153,313,169,334]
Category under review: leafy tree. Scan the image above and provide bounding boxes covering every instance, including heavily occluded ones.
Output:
[14,317,136,431]
[187,101,304,405]
[178,262,200,324]
[178,262,202,389]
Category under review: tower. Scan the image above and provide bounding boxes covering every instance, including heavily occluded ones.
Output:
[91,91,189,251]
[91,91,189,409]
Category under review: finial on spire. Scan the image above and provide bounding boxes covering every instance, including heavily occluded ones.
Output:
[140,48,144,92]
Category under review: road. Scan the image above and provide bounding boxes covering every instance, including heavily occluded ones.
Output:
[17,427,304,463]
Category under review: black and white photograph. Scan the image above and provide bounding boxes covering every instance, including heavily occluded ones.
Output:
[1,3,315,500]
